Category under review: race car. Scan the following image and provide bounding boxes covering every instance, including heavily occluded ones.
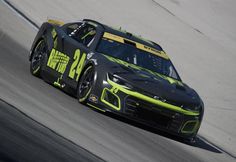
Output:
[29,19,204,141]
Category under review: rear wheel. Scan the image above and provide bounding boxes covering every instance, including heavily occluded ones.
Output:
[30,39,46,77]
[77,65,95,103]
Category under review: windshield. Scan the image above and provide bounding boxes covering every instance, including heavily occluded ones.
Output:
[97,37,180,80]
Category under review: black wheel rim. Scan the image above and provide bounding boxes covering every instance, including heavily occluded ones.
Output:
[78,67,94,99]
[31,40,45,72]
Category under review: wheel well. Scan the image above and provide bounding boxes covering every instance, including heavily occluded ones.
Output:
[30,36,48,61]
[76,63,94,90]
[30,38,44,61]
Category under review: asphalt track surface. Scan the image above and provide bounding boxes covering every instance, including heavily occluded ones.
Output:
[0,0,236,162]
[0,99,104,162]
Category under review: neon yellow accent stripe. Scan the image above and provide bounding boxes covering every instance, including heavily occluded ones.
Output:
[51,28,58,48]
[33,66,40,74]
[87,103,105,112]
[104,55,182,85]
[47,19,64,26]
[101,88,121,111]
[53,37,58,48]
[79,88,91,102]
[181,120,199,134]
[51,28,57,39]
[107,78,199,116]
[103,32,169,60]
[81,30,96,40]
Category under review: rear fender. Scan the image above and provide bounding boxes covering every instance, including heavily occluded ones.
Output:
[29,22,61,61]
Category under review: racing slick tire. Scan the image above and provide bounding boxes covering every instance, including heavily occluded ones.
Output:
[30,39,46,77]
[77,65,95,103]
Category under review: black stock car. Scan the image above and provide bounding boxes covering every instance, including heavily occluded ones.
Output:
[29,19,204,142]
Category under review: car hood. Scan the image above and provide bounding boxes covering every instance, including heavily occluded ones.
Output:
[101,55,201,108]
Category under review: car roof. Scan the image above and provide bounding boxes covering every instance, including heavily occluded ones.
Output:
[83,19,163,51]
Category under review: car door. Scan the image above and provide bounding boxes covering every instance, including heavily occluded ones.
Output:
[59,22,97,90]
[43,25,70,83]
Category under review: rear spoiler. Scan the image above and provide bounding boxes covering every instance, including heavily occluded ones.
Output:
[47,19,64,26]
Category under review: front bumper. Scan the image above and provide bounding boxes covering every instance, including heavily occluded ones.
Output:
[124,95,200,137]
[91,78,202,138]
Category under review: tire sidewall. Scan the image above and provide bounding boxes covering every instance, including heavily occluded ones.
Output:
[77,65,95,103]
[30,39,45,76]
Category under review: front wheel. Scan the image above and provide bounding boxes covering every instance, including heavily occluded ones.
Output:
[30,39,46,77]
[77,65,95,103]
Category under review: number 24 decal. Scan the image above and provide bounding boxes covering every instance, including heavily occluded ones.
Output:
[69,49,86,81]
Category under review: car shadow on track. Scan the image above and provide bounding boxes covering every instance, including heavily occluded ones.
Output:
[94,110,222,154]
